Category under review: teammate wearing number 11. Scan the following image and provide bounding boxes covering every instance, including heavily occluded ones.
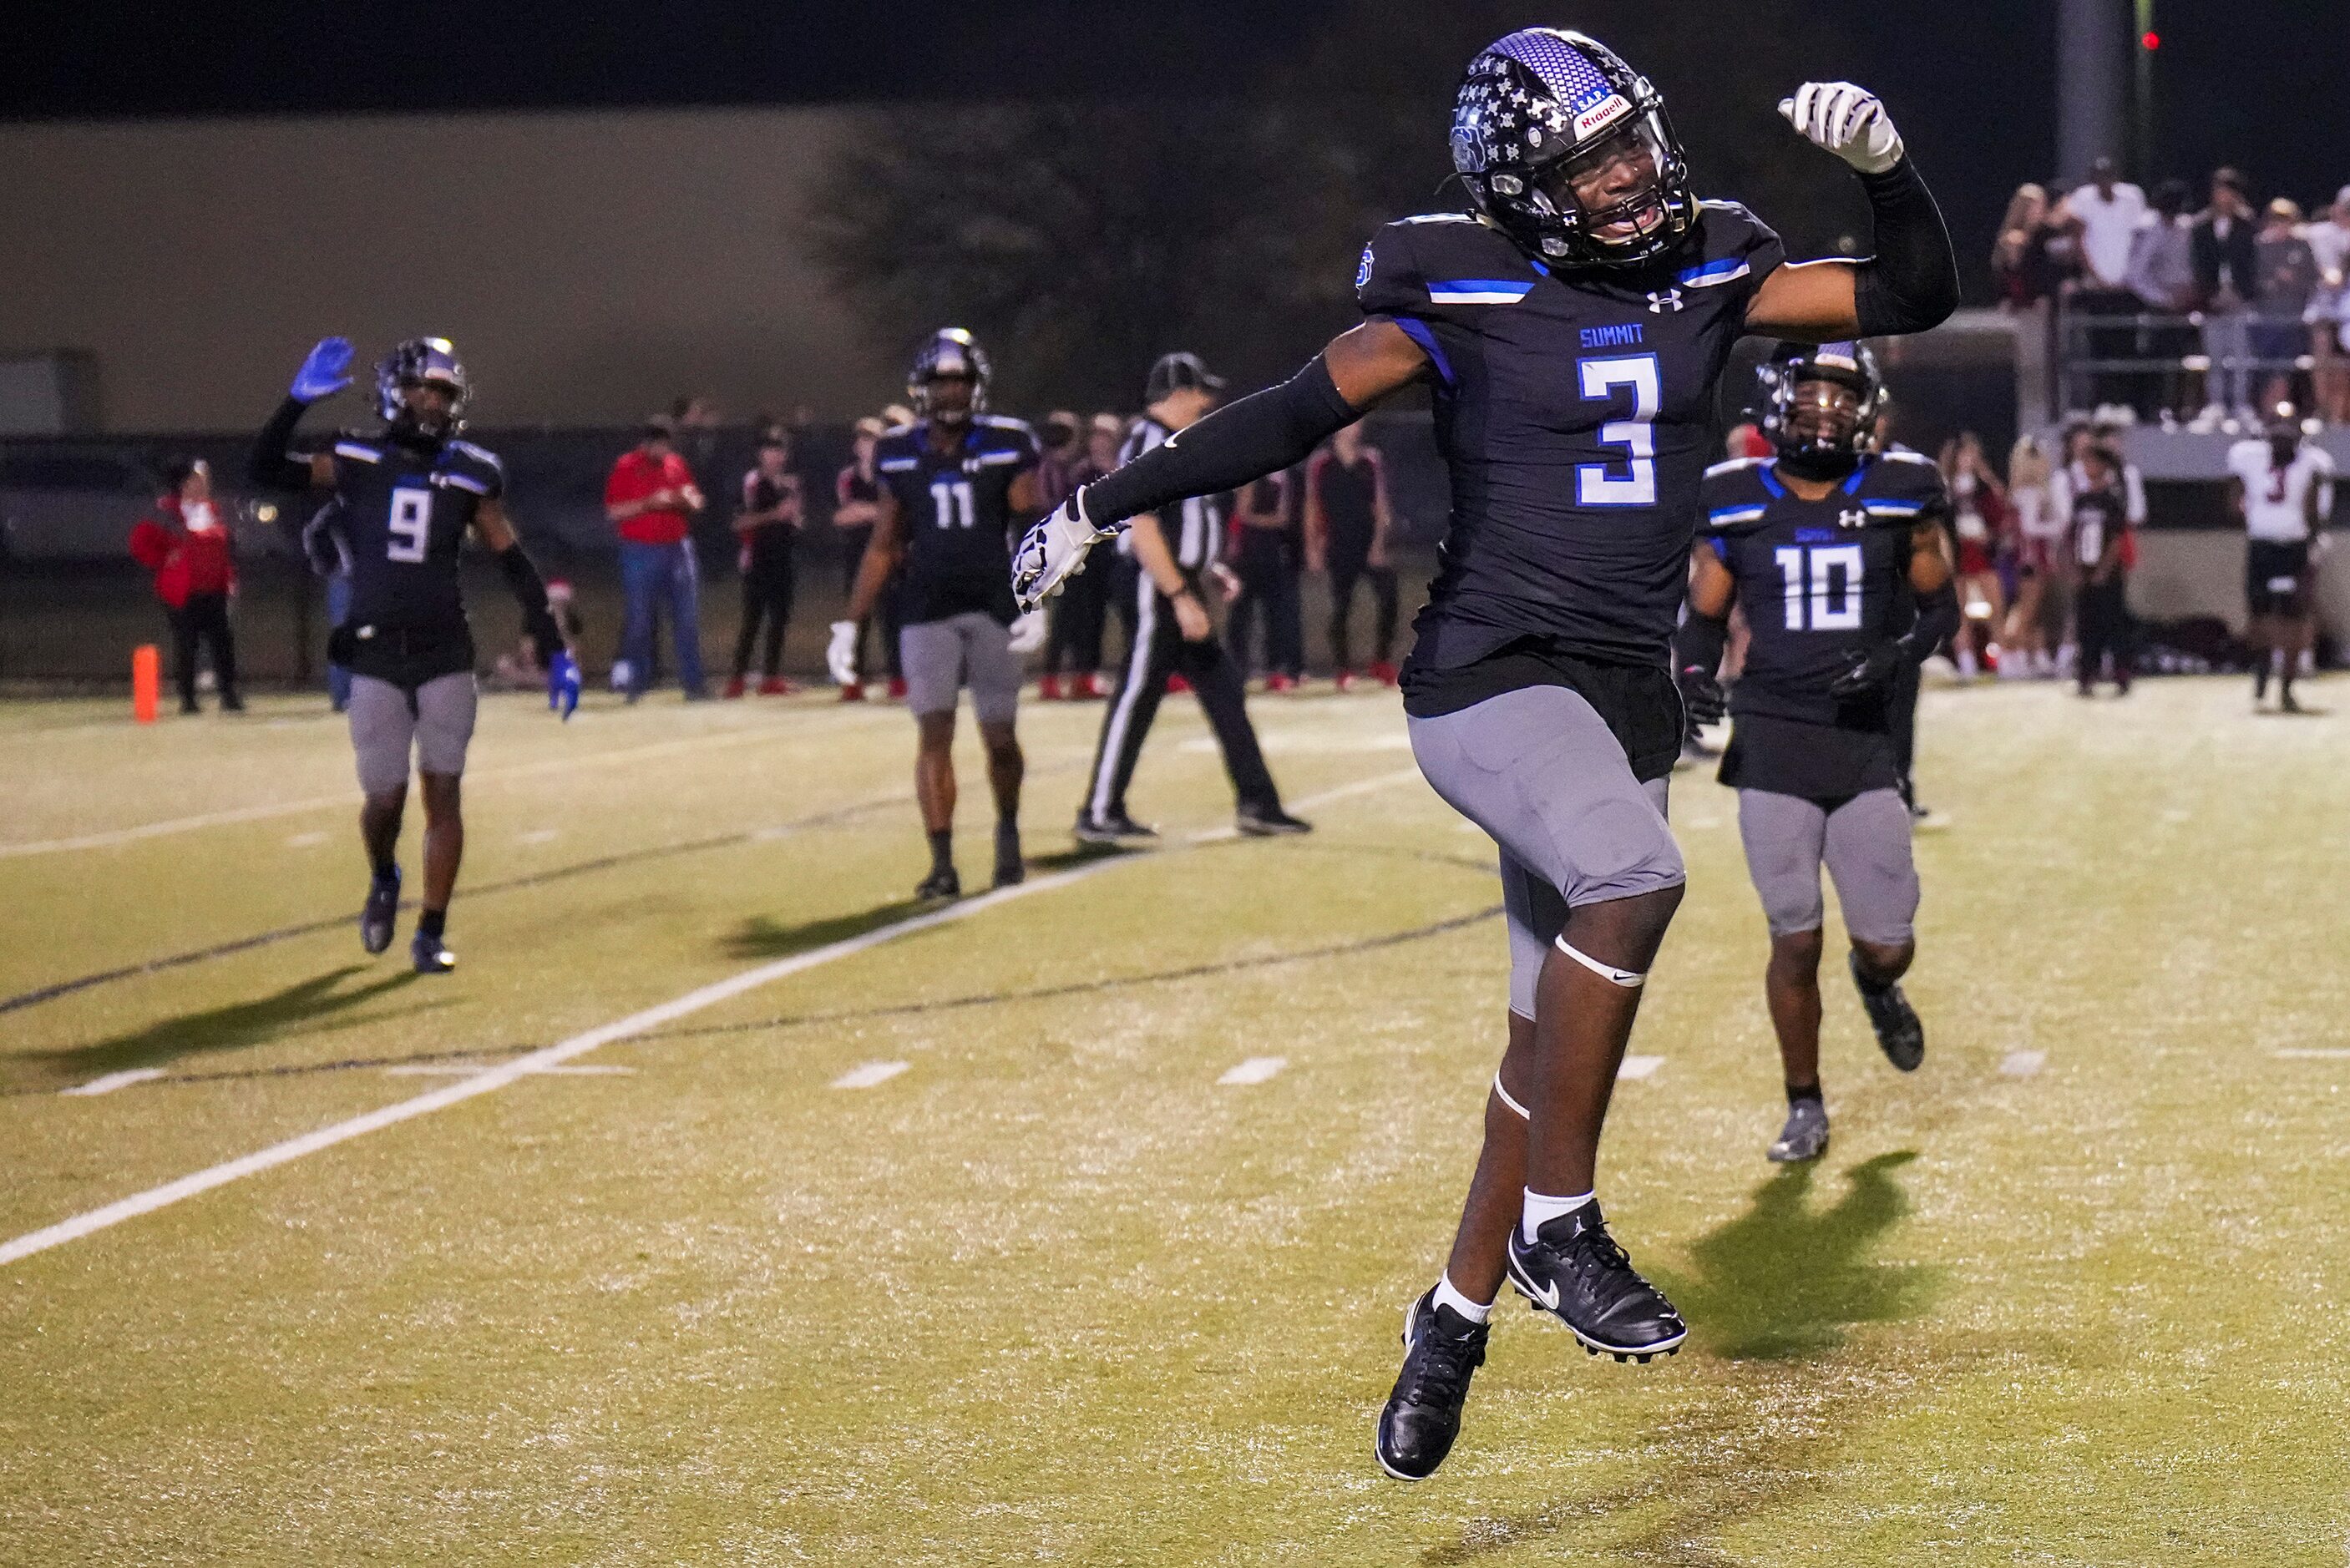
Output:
[1010,35,1957,1479]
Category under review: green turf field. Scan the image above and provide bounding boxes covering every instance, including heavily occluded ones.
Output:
[3,679,2347,1565]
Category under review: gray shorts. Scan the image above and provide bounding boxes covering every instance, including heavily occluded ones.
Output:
[900,611,1021,725]
[1736,787,1918,945]
[348,672,479,794]
[1409,684,1682,1019]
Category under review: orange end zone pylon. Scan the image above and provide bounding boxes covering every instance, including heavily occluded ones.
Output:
[132,644,160,724]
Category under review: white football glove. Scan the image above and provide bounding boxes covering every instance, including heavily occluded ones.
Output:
[1005,609,1046,655]
[1010,491,1117,611]
[826,620,859,687]
[1778,82,1904,175]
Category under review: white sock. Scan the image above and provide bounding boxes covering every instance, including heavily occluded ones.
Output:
[1431,1272,1492,1324]
[1522,1188,1595,1242]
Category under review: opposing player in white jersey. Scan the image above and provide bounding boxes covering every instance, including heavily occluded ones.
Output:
[2227,412,2336,711]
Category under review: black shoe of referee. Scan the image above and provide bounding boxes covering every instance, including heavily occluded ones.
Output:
[1375,1288,1488,1481]
[1850,951,1925,1071]
[1074,810,1156,846]
[1235,803,1311,837]
[1505,1201,1686,1362]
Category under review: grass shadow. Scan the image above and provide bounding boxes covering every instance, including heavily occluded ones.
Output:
[719,901,931,961]
[1655,1150,1943,1362]
[15,966,430,1089]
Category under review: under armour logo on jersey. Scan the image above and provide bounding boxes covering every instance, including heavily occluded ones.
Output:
[1646,289,1684,313]
[1839,508,1868,529]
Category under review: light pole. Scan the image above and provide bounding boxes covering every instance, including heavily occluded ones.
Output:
[2056,0,2130,183]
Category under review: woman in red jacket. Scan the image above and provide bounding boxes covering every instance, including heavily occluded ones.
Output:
[128,458,241,713]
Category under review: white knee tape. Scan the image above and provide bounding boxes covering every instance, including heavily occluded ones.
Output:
[1492,1072,1530,1120]
[1553,936,1646,988]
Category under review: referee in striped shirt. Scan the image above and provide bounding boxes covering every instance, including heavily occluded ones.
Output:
[1076,353,1309,842]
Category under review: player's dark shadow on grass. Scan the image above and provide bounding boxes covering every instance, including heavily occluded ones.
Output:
[1654,1149,1942,1361]
[718,847,1137,959]
[16,966,431,1089]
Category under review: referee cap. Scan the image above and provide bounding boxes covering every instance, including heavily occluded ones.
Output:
[1146,352,1226,404]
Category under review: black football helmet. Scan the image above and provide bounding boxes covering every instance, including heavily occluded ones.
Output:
[1758,341,1885,463]
[1450,28,1696,268]
[908,328,990,422]
[376,337,468,439]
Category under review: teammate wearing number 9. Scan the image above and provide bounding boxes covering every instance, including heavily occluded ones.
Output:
[249,336,576,976]
[1004,33,1957,1480]
[1679,341,1957,1169]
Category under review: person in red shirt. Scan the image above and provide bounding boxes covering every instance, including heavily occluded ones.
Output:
[605,418,708,701]
[128,458,242,713]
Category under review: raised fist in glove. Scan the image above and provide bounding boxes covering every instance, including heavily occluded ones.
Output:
[291,336,355,404]
[827,620,859,688]
[1778,83,1904,175]
[1011,491,1117,611]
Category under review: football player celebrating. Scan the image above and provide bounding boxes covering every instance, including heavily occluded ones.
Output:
[1011,36,1955,1479]
[249,336,577,974]
[2227,409,2335,712]
[832,330,1045,900]
[1679,341,1958,1166]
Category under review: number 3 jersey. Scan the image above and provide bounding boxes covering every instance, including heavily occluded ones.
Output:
[1701,450,1947,798]
[1354,202,1786,699]
[309,432,505,682]
[875,417,1040,627]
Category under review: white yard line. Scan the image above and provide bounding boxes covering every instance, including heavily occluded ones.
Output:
[2,768,1421,1267]
[0,712,889,859]
[382,1064,636,1078]
[57,1068,167,1097]
[1999,1050,2049,1078]
[1617,1055,1665,1081]
[2273,1048,2350,1060]
[830,1061,911,1090]
[1215,1056,1289,1086]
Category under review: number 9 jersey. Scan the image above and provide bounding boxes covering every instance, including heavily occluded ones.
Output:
[1355,203,1785,676]
[318,432,506,682]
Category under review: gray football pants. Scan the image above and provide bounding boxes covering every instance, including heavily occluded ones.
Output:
[1408,684,1682,1019]
[1735,787,1918,945]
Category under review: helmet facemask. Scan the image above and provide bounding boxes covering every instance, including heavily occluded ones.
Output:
[1524,114,1682,256]
[375,338,468,443]
[1760,344,1883,477]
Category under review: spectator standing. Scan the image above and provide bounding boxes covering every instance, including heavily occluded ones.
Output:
[2069,444,2135,696]
[727,434,804,697]
[1035,412,1099,699]
[128,458,241,714]
[2125,179,2200,421]
[1225,463,1305,691]
[605,418,708,702]
[2300,186,2350,423]
[1993,184,2066,308]
[2002,436,2064,678]
[1937,432,2009,680]
[2192,168,2262,423]
[831,416,893,701]
[2064,157,2148,412]
[1306,422,1400,688]
[2253,200,2319,415]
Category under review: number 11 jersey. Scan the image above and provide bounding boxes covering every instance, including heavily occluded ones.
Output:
[875,417,1040,627]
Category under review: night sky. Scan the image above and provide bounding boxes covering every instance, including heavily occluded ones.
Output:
[12,1,2350,241]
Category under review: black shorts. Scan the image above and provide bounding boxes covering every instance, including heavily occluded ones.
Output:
[2246,539,2312,617]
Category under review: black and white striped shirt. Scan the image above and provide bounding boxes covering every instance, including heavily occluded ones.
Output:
[1119,417,1223,574]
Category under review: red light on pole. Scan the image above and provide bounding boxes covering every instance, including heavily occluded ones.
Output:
[2141,29,2160,48]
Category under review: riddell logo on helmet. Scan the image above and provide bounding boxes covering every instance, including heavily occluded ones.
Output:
[1573,94,1633,140]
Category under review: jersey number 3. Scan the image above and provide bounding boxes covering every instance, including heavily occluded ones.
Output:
[387,486,433,564]
[1773,544,1864,631]
[1577,354,1659,508]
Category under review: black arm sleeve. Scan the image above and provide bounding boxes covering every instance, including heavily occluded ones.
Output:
[248,397,318,492]
[1897,580,1960,661]
[1674,610,1729,675]
[1851,158,1960,338]
[495,542,567,663]
[1081,356,1360,528]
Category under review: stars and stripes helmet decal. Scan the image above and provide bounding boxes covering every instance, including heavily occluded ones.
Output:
[1449,28,1695,269]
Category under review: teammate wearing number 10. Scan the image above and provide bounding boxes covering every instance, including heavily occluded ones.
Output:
[1011,32,1957,1479]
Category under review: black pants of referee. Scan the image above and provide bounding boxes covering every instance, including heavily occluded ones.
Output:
[1082,574,1283,824]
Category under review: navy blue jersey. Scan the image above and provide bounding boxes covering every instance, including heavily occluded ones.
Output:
[1358,203,1786,684]
[876,417,1039,625]
[308,432,504,679]
[1703,450,1947,799]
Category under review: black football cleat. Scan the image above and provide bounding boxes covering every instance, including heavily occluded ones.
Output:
[1850,951,1925,1071]
[993,827,1025,889]
[1375,1290,1489,1482]
[410,929,456,976]
[361,867,402,956]
[1073,810,1157,846]
[1505,1201,1686,1361]
[1235,803,1312,837]
[914,865,962,901]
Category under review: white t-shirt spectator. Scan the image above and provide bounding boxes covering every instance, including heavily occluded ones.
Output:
[2300,198,2350,324]
[2069,181,2148,289]
[2229,438,2336,542]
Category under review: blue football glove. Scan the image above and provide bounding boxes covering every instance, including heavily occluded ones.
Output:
[547,650,581,720]
[290,336,355,404]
